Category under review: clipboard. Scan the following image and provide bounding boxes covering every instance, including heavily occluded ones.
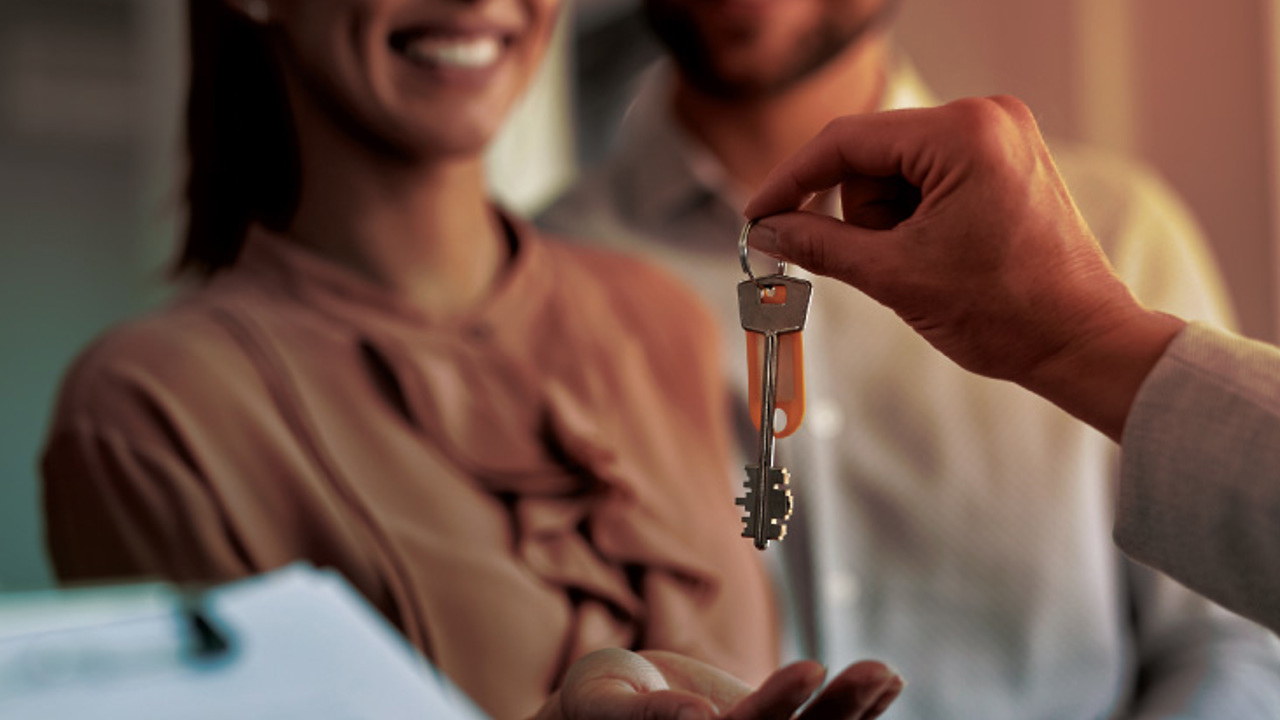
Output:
[0,564,487,720]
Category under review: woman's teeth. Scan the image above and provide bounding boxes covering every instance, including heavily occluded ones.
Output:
[402,36,502,69]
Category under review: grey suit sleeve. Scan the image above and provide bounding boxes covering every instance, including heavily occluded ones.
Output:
[1117,322,1280,634]
[1076,161,1280,714]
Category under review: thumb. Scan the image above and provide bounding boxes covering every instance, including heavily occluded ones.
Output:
[750,211,893,292]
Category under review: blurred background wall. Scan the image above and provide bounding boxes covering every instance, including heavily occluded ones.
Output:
[0,0,182,590]
[3,0,1278,590]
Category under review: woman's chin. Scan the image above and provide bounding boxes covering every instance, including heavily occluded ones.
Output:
[378,81,521,160]
[380,121,500,164]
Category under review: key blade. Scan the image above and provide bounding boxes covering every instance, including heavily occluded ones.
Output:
[738,276,812,335]
[739,466,794,549]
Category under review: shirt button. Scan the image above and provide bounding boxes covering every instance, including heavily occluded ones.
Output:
[808,400,844,439]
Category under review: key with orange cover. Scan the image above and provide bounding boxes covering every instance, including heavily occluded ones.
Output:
[736,269,811,550]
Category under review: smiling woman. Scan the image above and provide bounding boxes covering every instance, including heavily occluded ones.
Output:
[38,1,782,718]
[180,0,559,276]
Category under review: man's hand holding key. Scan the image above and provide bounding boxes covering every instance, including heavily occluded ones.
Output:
[741,96,1185,443]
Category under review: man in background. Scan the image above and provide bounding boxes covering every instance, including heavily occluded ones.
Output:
[539,0,1280,716]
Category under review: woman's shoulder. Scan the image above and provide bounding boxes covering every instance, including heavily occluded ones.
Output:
[49,291,271,438]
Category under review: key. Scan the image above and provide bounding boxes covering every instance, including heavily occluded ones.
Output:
[736,273,812,549]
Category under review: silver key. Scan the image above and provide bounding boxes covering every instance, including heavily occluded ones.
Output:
[736,274,812,549]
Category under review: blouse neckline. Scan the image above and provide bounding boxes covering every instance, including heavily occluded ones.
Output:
[228,210,553,344]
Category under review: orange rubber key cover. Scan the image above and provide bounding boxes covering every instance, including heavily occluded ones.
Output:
[745,285,806,438]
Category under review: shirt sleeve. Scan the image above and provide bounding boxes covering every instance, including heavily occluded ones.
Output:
[43,425,253,586]
[38,308,286,588]
[1117,322,1280,635]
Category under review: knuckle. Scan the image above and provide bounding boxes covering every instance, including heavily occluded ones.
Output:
[951,97,1008,136]
[987,94,1034,122]
[820,114,854,138]
[946,96,1034,163]
[816,114,861,154]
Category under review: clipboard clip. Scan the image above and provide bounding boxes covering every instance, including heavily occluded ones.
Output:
[179,590,235,661]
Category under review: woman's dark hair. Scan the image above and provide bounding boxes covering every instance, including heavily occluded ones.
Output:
[179,0,300,275]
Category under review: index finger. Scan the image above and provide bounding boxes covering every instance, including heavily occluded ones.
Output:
[720,661,826,720]
[743,107,934,220]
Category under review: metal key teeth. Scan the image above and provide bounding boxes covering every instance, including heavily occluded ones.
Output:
[737,468,794,543]
[737,489,790,541]
[735,491,753,537]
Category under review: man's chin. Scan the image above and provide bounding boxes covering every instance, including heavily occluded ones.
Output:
[679,66,774,101]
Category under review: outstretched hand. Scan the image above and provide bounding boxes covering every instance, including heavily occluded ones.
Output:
[533,648,902,720]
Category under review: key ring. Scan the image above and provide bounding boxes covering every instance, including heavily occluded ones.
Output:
[739,218,786,288]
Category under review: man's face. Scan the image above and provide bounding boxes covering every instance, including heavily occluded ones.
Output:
[644,0,890,100]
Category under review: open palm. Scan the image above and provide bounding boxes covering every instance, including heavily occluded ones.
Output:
[534,648,902,720]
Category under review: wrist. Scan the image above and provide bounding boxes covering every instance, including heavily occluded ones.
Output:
[1021,304,1186,443]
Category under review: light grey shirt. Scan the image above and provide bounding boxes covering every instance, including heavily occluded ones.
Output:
[1118,322,1280,634]
[540,61,1280,719]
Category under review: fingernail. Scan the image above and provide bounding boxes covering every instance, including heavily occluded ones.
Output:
[867,665,895,684]
[801,662,828,690]
[748,221,779,256]
[867,675,905,718]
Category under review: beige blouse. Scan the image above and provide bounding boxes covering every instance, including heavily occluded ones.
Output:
[42,217,777,719]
